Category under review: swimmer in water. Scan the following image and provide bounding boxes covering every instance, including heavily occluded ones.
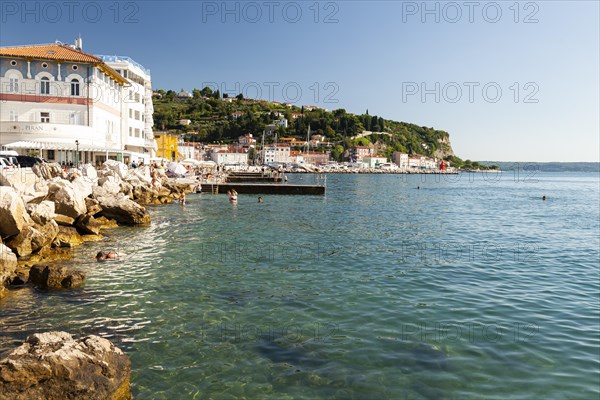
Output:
[96,251,119,261]
[229,189,238,203]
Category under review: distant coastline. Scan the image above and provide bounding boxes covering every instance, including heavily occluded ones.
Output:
[478,161,599,173]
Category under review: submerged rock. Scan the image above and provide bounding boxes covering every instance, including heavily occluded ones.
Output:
[0,331,131,400]
[28,264,85,289]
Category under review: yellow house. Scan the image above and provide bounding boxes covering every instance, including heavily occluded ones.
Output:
[154,132,179,160]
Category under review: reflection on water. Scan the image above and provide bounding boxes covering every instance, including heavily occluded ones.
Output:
[1,173,599,399]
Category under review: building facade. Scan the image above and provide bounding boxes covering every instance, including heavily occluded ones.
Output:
[0,39,156,165]
[153,132,179,161]
[392,152,409,169]
[98,54,156,161]
[363,156,388,168]
[261,144,291,164]
[303,151,330,165]
[211,147,248,165]
[350,146,374,162]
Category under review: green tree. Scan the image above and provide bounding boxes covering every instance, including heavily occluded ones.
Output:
[331,145,345,161]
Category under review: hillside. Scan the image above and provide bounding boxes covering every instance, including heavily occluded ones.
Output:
[152,87,460,163]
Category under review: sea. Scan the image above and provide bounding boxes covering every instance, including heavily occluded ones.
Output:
[1,172,599,400]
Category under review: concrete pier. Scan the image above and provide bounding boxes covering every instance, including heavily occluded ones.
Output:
[202,183,325,195]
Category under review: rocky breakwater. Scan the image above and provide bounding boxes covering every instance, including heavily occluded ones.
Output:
[0,331,131,400]
[0,160,193,296]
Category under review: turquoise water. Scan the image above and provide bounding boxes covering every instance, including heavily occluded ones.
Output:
[1,172,599,399]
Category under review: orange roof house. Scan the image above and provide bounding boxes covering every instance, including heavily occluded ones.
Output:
[0,43,127,84]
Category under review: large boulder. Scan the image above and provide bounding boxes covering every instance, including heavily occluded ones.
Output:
[85,198,102,216]
[5,221,59,257]
[28,264,85,289]
[46,180,87,219]
[26,201,56,225]
[70,177,94,198]
[0,168,42,195]
[97,176,122,196]
[103,160,129,180]
[54,214,75,226]
[93,189,150,226]
[0,331,131,400]
[0,244,18,299]
[0,187,30,239]
[74,214,103,235]
[127,166,152,185]
[31,162,63,180]
[53,226,83,248]
[81,163,98,181]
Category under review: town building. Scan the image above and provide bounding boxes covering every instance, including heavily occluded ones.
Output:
[98,54,156,161]
[153,132,179,161]
[350,146,374,162]
[211,146,248,165]
[303,151,330,165]
[261,144,291,164]
[238,133,256,147]
[178,142,203,160]
[0,39,156,165]
[363,156,388,168]
[392,152,409,170]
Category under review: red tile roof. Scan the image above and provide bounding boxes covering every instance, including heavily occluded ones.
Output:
[0,43,101,63]
[0,43,127,85]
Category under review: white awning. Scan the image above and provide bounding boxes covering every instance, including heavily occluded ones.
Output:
[4,141,123,153]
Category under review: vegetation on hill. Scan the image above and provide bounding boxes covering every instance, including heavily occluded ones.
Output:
[152,87,462,163]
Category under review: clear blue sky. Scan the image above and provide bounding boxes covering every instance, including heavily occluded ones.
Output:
[2,1,598,162]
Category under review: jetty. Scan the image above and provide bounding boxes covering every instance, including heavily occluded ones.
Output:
[225,171,282,183]
[202,182,325,195]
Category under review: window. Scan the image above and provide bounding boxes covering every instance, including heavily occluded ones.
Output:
[10,60,17,66]
[72,65,78,70]
[40,77,50,95]
[9,75,18,92]
[69,112,79,125]
[47,150,55,160]
[41,62,48,68]
[70,79,80,96]
[135,111,140,120]
[40,112,50,123]
[135,128,140,138]
[9,110,18,121]
[129,109,133,118]
[129,127,133,137]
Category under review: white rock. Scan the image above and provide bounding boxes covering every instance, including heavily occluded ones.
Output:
[47,180,87,219]
[0,187,28,238]
[26,201,56,225]
[103,160,129,180]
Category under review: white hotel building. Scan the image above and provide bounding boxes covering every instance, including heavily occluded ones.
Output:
[0,39,156,165]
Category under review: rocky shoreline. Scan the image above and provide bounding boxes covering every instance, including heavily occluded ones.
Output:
[0,161,193,399]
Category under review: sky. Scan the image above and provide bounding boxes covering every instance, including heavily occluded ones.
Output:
[1,0,598,162]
